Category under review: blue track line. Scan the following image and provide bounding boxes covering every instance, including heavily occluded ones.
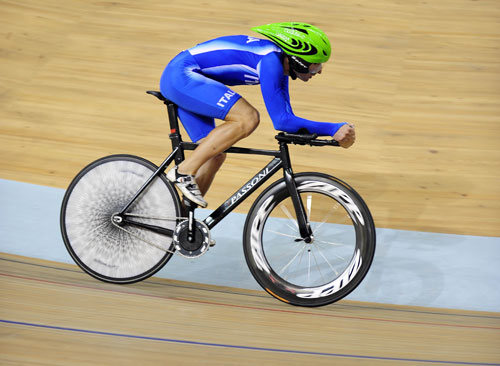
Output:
[2,320,498,365]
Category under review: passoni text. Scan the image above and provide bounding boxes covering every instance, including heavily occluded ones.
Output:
[229,167,270,206]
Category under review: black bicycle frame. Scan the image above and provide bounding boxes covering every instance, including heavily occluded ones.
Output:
[117,94,313,240]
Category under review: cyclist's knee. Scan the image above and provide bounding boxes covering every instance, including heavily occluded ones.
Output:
[225,99,260,138]
[241,108,260,137]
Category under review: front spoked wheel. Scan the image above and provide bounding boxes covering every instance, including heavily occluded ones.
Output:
[60,155,182,284]
[243,173,375,307]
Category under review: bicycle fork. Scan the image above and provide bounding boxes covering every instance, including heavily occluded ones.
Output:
[279,142,314,243]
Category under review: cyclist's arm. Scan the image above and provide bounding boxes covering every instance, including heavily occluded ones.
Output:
[259,53,347,136]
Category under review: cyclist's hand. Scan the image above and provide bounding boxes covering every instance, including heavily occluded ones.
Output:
[333,124,356,148]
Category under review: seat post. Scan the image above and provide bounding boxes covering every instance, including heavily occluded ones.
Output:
[165,100,185,165]
[146,90,187,166]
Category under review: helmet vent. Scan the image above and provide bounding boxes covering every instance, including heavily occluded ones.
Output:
[284,26,308,35]
[251,22,331,63]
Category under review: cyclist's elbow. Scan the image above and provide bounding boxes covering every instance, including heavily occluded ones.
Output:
[272,116,288,132]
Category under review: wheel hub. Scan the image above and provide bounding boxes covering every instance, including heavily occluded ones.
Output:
[111,213,123,225]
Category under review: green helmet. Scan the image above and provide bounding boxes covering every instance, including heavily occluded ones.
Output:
[251,22,331,64]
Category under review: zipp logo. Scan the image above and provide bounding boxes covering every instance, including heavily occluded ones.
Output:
[217,90,236,108]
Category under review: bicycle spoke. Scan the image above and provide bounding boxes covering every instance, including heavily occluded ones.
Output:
[281,243,307,283]
[308,250,311,283]
[310,247,326,284]
[315,239,344,247]
[306,194,312,219]
[314,244,340,276]
[279,204,299,231]
[265,242,303,283]
[266,229,300,240]
[316,242,346,262]
[312,204,340,232]
[296,244,306,279]
[279,244,307,277]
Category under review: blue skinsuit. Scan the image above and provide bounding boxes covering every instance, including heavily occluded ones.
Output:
[160,35,345,142]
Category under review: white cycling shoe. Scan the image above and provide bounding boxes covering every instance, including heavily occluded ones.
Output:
[166,166,208,208]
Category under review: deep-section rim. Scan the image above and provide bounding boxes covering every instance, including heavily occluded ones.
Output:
[243,172,376,306]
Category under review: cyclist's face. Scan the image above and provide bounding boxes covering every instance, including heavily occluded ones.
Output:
[296,63,323,82]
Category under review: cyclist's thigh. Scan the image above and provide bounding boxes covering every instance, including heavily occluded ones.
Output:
[160,51,242,121]
[177,108,215,142]
[224,97,259,124]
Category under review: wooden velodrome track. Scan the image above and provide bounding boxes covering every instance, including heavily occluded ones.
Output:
[1,0,499,365]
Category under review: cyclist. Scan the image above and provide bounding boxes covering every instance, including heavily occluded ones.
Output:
[161,22,356,208]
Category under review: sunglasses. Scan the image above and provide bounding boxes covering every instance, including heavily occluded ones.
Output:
[308,64,323,75]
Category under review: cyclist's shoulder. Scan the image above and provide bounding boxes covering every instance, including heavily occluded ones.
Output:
[190,35,281,54]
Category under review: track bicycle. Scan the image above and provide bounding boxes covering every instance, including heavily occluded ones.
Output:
[60,91,376,307]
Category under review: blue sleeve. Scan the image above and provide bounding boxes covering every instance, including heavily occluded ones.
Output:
[259,53,347,136]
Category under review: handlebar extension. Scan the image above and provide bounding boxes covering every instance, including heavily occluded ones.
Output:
[275,132,339,147]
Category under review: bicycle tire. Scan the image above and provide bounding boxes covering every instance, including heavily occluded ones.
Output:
[243,173,375,307]
[60,154,182,284]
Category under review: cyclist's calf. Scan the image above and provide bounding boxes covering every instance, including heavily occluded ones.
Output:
[195,152,227,196]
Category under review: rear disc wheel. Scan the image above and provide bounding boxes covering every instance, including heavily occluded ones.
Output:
[60,155,181,283]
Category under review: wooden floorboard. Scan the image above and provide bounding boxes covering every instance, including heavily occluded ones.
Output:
[1,254,499,365]
[1,0,499,235]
